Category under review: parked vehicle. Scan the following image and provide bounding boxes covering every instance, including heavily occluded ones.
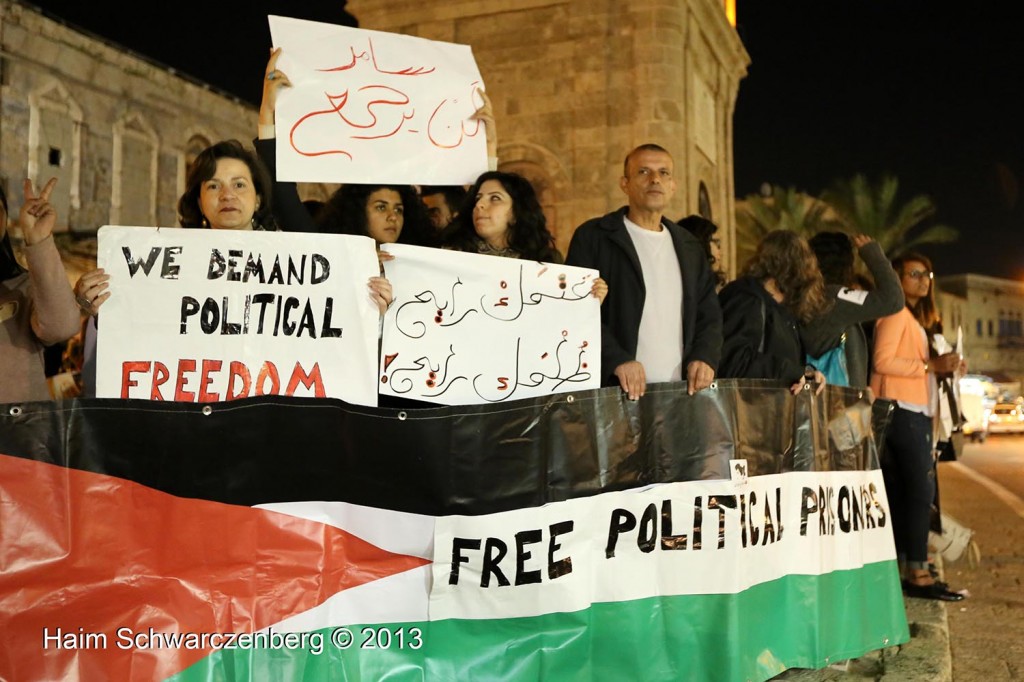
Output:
[959,375,996,442]
[960,392,990,442]
[988,402,1024,434]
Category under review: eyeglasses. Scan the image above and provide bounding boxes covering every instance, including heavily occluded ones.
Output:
[904,269,933,280]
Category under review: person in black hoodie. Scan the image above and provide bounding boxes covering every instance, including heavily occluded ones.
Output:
[800,232,904,387]
[718,230,829,394]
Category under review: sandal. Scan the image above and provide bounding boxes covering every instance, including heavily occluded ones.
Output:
[901,579,965,601]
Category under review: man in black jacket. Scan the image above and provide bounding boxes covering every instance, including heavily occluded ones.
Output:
[565,144,722,399]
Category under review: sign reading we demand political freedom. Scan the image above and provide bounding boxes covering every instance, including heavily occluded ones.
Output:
[95,227,381,406]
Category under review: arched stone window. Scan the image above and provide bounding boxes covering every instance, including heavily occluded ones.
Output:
[28,80,83,228]
[185,134,212,170]
[176,133,214,213]
[111,112,159,226]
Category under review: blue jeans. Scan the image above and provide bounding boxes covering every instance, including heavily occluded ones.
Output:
[880,406,934,567]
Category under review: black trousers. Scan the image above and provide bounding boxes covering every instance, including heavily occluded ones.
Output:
[880,406,935,567]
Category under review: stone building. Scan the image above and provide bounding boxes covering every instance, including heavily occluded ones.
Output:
[0,1,256,242]
[349,0,750,266]
[937,274,1024,382]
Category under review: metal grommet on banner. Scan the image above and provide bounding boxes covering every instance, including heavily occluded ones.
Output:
[565,395,575,404]
[9,406,22,417]
[709,382,718,390]
[883,637,890,645]
[201,405,213,416]
[397,411,407,421]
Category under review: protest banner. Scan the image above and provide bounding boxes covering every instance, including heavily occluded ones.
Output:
[95,226,381,406]
[379,244,601,405]
[0,383,907,682]
[269,15,488,185]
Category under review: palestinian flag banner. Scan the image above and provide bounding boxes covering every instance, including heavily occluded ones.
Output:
[0,381,908,681]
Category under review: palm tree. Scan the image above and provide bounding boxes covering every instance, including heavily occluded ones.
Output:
[820,174,958,257]
[734,185,837,267]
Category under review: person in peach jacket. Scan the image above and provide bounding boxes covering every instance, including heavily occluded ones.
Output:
[870,252,963,602]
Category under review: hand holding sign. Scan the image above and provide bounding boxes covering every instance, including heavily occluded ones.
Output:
[259,47,293,132]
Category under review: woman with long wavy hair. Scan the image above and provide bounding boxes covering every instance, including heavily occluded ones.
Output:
[444,171,563,263]
[717,230,829,394]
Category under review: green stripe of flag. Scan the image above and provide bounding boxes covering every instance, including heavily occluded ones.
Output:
[170,560,907,682]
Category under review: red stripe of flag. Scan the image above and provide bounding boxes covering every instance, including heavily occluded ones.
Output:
[0,453,429,681]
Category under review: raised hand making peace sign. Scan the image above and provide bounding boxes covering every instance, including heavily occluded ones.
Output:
[18,177,59,246]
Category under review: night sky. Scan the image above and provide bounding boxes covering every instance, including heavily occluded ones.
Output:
[734,2,1024,279]
[28,1,1024,279]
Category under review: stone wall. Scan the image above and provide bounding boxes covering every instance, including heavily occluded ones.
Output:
[350,0,748,262]
[0,1,256,234]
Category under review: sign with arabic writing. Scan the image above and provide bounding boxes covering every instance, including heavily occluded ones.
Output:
[95,226,382,407]
[269,16,488,185]
[378,245,601,406]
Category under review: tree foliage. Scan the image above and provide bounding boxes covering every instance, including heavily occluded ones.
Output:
[821,174,958,257]
[733,175,959,271]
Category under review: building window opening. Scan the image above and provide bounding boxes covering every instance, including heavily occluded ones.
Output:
[48,147,62,167]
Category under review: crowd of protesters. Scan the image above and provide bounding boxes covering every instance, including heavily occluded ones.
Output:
[0,47,967,604]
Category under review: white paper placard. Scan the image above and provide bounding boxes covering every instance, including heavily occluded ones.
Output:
[379,245,601,405]
[269,15,488,185]
[95,226,381,406]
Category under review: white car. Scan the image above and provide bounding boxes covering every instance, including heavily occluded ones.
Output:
[959,375,995,442]
[988,403,1024,434]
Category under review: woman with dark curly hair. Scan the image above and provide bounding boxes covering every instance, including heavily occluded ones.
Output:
[178,139,276,231]
[315,183,430,246]
[717,230,830,394]
[445,171,563,263]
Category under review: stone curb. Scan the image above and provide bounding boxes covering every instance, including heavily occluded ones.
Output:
[881,591,952,681]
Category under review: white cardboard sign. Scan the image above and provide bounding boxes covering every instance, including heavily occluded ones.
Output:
[379,245,601,405]
[95,227,381,406]
[269,16,488,185]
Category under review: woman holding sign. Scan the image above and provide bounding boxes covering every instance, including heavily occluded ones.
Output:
[75,138,282,317]
[71,135,394,396]
[178,140,278,232]
[254,48,485,247]
[0,178,80,403]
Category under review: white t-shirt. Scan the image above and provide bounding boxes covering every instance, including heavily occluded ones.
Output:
[623,216,684,382]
